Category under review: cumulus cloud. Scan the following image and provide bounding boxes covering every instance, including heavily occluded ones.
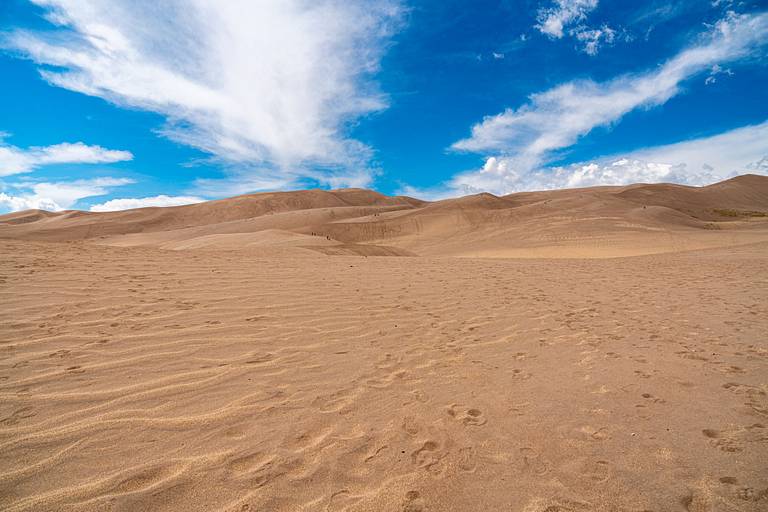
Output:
[89,195,205,212]
[536,0,599,38]
[448,120,768,195]
[449,11,768,194]
[0,140,133,176]
[0,177,134,212]
[5,0,402,190]
[0,193,61,212]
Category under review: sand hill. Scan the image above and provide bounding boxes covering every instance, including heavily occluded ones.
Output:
[2,174,767,258]
[2,175,768,511]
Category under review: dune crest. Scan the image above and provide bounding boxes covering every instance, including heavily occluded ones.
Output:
[2,175,767,258]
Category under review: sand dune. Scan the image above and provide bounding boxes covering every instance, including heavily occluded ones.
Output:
[1,176,767,511]
[1,175,767,258]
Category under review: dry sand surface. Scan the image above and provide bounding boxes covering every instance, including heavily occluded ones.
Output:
[1,176,768,511]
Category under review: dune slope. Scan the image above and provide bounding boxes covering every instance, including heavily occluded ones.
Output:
[1,175,767,257]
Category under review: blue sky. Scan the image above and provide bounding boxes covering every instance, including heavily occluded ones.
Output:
[1,0,767,212]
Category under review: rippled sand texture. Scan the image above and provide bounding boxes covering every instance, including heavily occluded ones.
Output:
[1,239,767,511]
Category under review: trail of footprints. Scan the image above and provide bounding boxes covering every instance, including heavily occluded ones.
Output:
[702,423,767,453]
[1,241,767,511]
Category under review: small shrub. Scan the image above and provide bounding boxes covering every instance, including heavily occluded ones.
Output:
[712,209,768,218]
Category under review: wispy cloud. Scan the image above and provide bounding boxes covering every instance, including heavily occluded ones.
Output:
[449,11,768,193]
[5,0,403,191]
[572,24,617,56]
[536,0,599,38]
[0,177,134,212]
[705,63,734,84]
[89,195,204,212]
[0,139,132,176]
[404,121,768,197]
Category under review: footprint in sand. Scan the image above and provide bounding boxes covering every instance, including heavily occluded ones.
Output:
[411,441,446,475]
[722,382,768,417]
[366,369,406,389]
[457,446,477,472]
[579,425,610,441]
[522,496,590,512]
[582,460,611,483]
[402,416,421,436]
[364,444,389,464]
[519,447,550,475]
[447,404,487,426]
[734,486,768,502]
[718,365,747,374]
[402,490,425,512]
[640,392,666,404]
[510,368,532,380]
[682,488,712,512]
[702,423,767,453]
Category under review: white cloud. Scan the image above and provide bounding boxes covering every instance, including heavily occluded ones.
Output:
[619,120,768,178]
[571,24,616,55]
[535,0,620,55]
[536,0,599,38]
[0,193,61,212]
[449,120,768,195]
[705,63,734,84]
[0,140,132,176]
[190,163,378,199]
[0,177,134,212]
[451,11,768,193]
[89,195,205,212]
[5,0,402,190]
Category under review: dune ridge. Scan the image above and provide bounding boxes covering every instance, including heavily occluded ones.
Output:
[2,174,767,258]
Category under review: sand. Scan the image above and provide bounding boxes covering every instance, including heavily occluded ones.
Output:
[1,177,768,511]
[2,174,768,259]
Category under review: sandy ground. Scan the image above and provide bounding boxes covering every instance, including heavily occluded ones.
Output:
[1,239,767,511]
